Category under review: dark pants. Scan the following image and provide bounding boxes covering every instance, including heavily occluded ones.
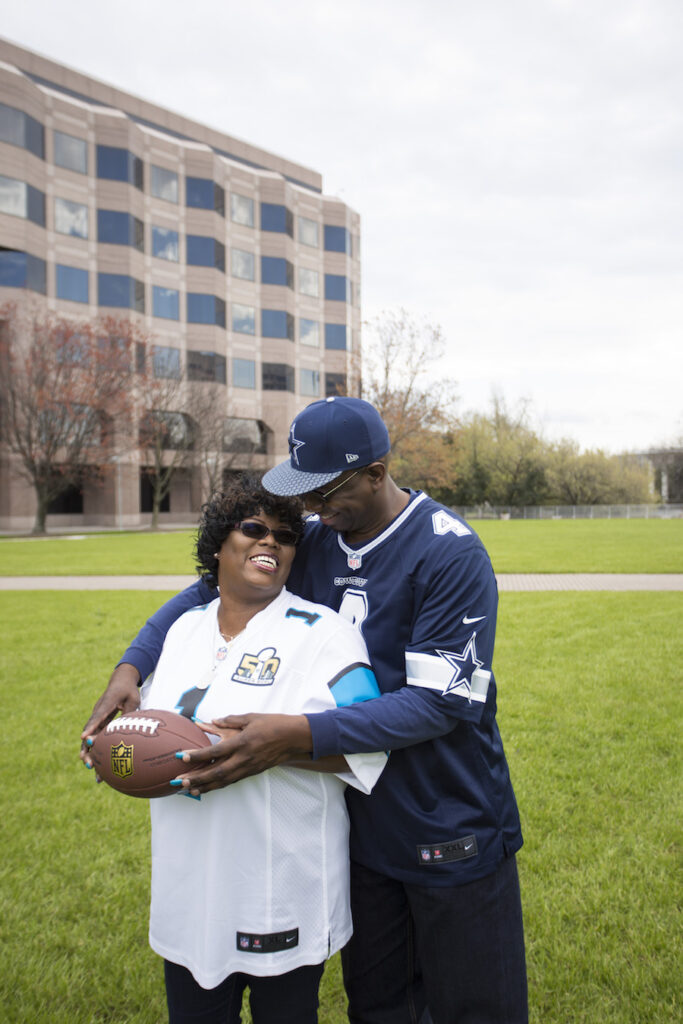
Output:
[164,959,324,1024]
[342,855,528,1024]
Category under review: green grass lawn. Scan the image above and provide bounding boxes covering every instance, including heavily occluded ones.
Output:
[0,517,681,575]
[474,518,683,574]
[1,591,680,1023]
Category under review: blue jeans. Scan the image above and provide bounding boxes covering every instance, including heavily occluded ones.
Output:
[342,855,528,1024]
[164,959,324,1024]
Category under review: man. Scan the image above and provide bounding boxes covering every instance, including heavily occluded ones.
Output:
[83,396,527,1023]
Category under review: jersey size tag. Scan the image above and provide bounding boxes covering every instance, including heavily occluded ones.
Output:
[417,835,478,865]
[236,928,299,953]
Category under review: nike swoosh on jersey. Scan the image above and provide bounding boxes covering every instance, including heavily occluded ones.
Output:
[463,615,485,624]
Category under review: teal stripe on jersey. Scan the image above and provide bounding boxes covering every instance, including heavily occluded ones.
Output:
[330,665,381,708]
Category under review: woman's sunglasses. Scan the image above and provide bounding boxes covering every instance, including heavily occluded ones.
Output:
[232,520,300,546]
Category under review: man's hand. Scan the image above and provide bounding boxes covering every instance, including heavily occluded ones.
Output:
[174,713,313,795]
[80,663,141,768]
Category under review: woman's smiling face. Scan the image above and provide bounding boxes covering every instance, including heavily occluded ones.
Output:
[216,510,297,602]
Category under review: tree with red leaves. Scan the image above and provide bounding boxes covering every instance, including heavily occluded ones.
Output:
[0,303,141,534]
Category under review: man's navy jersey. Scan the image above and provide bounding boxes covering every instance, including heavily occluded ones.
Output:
[121,491,523,886]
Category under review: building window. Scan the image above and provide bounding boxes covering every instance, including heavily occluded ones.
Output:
[231,193,254,227]
[56,264,89,304]
[0,175,25,218]
[325,273,350,302]
[152,346,181,379]
[0,176,45,226]
[0,103,44,158]
[97,210,144,251]
[152,285,180,320]
[96,145,143,189]
[186,177,225,215]
[54,131,87,174]
[140,472,170,513]
[232,302,256,335]
[261,256,293,288]
[48,480,84,514]
[27,185,45,227]
[141,410,193,449]
[55,197,88,238]
[262,309,294,340]
[300,368,320,397]
[324,225,351,254]
[151,225,179,261]
[135,342,146,373]
[298,216,319,248]
[299,267,319,297]
[260,202,293,237]
[326,372,346,397]
[325,323,347,350]
[262,362,294,392]
[188,350,227,383]
[223,417,267,453]
[98,272,144,312]
[187,293,226,327]
[231,248,255,281]
[0,249,47,293]
[151,165,178,203]
[232,357,256,389]
[187,235,225,271]
[299,318,320,347]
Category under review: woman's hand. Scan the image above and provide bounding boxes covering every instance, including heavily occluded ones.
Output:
[172,713,313,795]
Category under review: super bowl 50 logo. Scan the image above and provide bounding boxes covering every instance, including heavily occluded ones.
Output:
[232,647,280,686]
[111,741,134,778]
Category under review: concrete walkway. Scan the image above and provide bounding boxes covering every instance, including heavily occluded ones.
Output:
[1,574,682,591]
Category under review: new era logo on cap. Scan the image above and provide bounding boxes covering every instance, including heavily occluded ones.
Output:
[262,397,391,496]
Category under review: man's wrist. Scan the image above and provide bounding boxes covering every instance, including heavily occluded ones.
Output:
[111,662,142,689]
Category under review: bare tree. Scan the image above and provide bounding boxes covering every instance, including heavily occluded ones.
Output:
[0,303,137,534]
[359,309,459,492]
[361,309,459,453]
[134,350,197,530]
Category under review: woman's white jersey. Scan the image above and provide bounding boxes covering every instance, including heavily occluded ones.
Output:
[141,587,386,989]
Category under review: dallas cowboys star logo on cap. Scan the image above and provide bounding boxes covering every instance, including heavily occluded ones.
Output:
[288,423,306,466]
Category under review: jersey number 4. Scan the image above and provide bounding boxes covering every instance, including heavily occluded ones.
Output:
[338,588,369,631]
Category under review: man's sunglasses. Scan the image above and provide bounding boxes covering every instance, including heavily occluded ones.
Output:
[232,520,300,546]
[304,470,361,510]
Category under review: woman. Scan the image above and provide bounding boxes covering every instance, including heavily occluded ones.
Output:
[140,474,385,1024]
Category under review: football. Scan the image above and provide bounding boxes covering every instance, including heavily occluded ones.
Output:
[90,709,213,798]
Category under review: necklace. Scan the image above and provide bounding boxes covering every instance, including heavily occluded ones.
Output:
[217,616,244,645]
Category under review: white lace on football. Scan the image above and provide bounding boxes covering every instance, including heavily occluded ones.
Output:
[107,716,161,734]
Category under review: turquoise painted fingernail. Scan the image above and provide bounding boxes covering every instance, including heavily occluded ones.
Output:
[175,751,185,759]
[86,738,94,747]
[86,762,93,769]
[170,779,182,787]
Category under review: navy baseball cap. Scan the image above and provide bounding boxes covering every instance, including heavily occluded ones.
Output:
[262,397,391,496]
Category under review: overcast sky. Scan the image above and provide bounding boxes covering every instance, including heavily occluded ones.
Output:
[3,0,682,453]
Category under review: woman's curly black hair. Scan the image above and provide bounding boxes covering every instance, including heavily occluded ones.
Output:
[195,472,305,589]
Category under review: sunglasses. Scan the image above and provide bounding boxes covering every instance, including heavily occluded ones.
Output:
[232,520,300,546]
[305,470,361,510]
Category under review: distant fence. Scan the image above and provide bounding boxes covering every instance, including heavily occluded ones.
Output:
[453,504,683,521]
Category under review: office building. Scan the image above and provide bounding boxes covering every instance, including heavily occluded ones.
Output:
[0,38,360,530]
